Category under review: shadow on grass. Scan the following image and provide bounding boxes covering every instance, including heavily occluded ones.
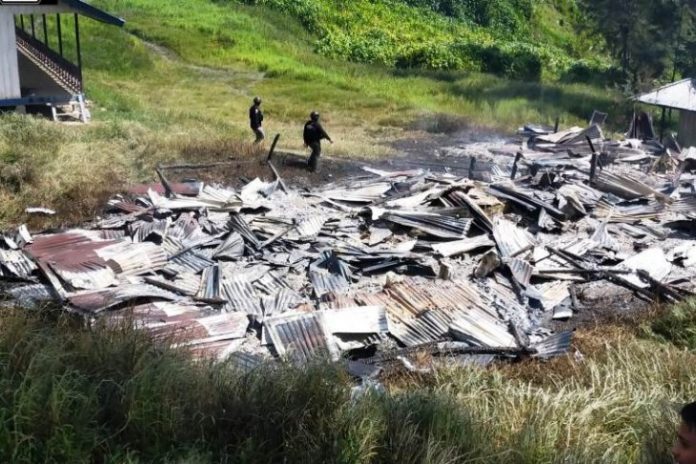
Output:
[447,78,631,130]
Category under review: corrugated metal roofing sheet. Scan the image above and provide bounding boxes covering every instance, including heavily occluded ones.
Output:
[636,78,696,112]
[0,249,37,279]
[261,288,304,319]
[99,242,168,276]
[197,265,224,303]
[265,312,338,363]
[149,312,249,346]
[382,211,472,239]
[321,306,388,334]
[616,247,672,288]
[167,251,215,275]
[144,273,201,296]
[229,214,261,249]
[212,232,244,260]
[69,284,180,313]
[431,235,495,257]
[449,311,517,348]
[220,273,263,318]
[492,217,536,258]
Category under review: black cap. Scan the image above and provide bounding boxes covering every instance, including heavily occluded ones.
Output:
[253,97,262,105]
[310,111,320,121]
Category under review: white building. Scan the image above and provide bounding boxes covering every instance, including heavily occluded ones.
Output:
[0,0,124,120]
[637,78,696,147]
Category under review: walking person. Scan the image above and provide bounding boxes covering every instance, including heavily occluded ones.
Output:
[303,111,333,172]
[249,97,265,144]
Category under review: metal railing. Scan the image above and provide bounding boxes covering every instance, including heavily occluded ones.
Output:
[15,27,82,95]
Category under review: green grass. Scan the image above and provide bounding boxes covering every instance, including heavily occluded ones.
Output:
[0,307,692,463]
[0,0,627,228]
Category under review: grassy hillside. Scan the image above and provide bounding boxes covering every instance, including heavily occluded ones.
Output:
[0,0,626,227]
[240,0,607,81]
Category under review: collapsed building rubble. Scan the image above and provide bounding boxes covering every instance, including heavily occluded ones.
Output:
[2,120,696,373]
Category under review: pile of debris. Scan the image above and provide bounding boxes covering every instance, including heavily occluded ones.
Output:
[2,120,695,372]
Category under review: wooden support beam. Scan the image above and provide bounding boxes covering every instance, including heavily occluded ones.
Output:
[268,160,288,194]
[266,133,280,162]
[56,14,63,56]
[510,152,523,180]
[42,14,48,47]
[74,14,82,84]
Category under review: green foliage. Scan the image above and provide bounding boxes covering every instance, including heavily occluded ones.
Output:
[241,0,608,81]
[403,0,533,32]
[579,0,696,86]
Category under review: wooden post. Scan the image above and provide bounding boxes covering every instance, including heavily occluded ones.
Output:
[74,14,83,86]
[553,116,560,133]
[266,133,280,162]
[510,152,523,180]
[56,14,63,57]
[587,135,598,183]
[590,153,598,183]
[42,14,49,47]
[468,157,476,179]
[659,107,667,142]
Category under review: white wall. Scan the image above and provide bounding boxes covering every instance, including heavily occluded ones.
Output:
[0,11,21,100]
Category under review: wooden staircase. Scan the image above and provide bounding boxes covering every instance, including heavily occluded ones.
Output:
[15,28,89,122]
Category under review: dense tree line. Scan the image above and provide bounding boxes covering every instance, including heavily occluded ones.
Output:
[574,0,696,87]
[404,0,696,87]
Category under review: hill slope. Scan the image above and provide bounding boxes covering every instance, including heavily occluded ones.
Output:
[0,0,624,226]
[238,0,605,80]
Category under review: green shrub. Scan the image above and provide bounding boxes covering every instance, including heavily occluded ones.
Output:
[561,60,624,86]
[237,0,607,81]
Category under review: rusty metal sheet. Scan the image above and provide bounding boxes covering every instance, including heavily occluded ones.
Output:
[265,312,338,363]
[68,284,180,314]
[149,311,249,346]
[144,273,201,296]
[104,302,206,328]
[99,242,168,276]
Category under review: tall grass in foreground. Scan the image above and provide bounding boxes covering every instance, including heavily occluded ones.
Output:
[0,308,692,463]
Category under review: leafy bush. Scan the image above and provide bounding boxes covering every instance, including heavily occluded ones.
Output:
[401,0,533,33]
[561,59,624,86]
[238,0,609,82]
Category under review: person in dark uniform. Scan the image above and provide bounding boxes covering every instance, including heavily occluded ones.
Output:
[249,97,264,143]
[303,111,333,172]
